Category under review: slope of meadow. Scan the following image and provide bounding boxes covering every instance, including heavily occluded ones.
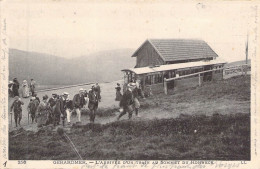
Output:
[9,75,250,160]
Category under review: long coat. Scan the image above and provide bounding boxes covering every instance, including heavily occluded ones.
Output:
[88,91,99,110]
[73,94,85,109]
[54,97,66,119]
[12,80,20,97]
[36,101,51,127]
[95,85,101,100]
[48,97,57,109]
[119,89,133,108]
[27,99,39,115]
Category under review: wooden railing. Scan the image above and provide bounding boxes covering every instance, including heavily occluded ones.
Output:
[224,64,251,76]
[163,64,250,95]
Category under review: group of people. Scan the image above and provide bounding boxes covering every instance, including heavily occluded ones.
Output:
[115,82,143,120]
[10,83,101,128]
[10,79,144,129]
[8,78,36,98]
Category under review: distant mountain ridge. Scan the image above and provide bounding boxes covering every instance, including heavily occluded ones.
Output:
[9,48,135,85]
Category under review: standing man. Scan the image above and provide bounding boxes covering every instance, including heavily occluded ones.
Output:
[48,94,58,108]
[54,92,68,126]
[73,89,85,123]
[47,93,58,125]
[117,84,134,120]
[10,96,24,127]
[95,83,101,102]
[65,95,73,125]
[88,86,99,123]
[27,96,39,124]
[33,92,40,103]
[12,78,20,97]
[30,79,36,96]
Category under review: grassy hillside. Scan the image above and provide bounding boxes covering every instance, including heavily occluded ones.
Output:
[9,113,250,160]
[9,75,250,160]
[9,48,135,85]
[140,75,250,119]
[225,59,251,67]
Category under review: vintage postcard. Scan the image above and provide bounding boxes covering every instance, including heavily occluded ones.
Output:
[0,0,260,168]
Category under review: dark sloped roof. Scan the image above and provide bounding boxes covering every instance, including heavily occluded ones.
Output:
[132,39,218,62]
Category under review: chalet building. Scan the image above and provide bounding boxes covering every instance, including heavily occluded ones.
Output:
[132,39,218,68]
[122,39,226,94]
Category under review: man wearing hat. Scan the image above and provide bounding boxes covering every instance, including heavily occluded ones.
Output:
[88,86,99,123]
[54,92,68,126]
[47,93,58,124]
[73,89,85,123]
[117,84,134,120]
[27,96,39,124]
[48,94,58,108]
[10,96,24,127]
[33,92,40,103]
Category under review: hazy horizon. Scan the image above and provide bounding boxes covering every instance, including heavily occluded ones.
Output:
[9,47,136,59]
[4,1,256,62]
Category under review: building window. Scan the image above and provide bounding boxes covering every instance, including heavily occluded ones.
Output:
[146,75,152,85]
[149,76,152,85]
[179,71,182,76]
[149,73,164,84]
[154,74,158,83]
[159,73,163,83]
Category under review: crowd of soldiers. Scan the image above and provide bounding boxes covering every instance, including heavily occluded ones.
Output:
[10,80,142,128]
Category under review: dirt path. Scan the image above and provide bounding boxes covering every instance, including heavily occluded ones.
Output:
[9,75,250,132]
[8,80,123,132]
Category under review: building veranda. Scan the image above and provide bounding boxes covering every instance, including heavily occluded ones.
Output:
[122,39,226,94]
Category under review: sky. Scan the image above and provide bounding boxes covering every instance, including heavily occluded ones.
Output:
[4,0,257,62]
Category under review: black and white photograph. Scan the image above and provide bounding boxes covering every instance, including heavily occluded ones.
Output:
[0,0,259,168]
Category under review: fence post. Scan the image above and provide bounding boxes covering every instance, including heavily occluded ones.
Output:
[164,78,168,95]
[198,73,201,86]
